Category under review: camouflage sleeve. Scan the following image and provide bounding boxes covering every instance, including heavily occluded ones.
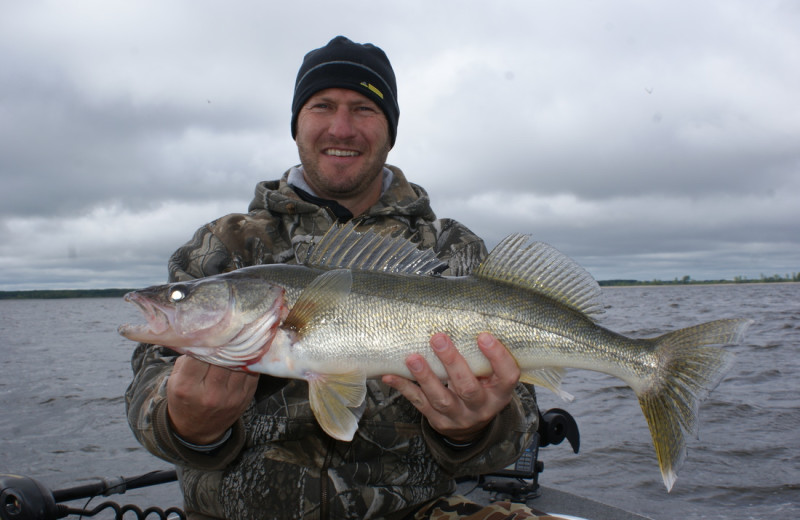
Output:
[125,343,247,470]
[422,384,539,476]
[168,223,237,282]
[125,221,248,469]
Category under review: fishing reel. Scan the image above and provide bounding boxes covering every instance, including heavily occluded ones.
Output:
[1,475,58,520]
[0,471,183,520]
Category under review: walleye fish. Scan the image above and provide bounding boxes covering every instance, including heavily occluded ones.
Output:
[119,223,748,491]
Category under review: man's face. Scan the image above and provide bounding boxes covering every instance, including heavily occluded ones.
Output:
[296,88,391,204]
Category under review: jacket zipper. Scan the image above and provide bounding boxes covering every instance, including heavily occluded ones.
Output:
[319,437,336,519]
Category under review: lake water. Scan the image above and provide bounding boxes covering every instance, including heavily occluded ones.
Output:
[1,283,798,519]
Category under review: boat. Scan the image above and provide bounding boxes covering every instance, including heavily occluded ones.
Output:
[0,408,652,520]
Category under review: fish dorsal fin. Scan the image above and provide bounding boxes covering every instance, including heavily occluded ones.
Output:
[474,234,603,318]
[301,223,447,275]
[284,269,353,334]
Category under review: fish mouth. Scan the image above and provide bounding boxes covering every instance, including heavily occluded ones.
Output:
[118,291,170,341]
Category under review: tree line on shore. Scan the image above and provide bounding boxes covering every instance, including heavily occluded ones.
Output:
[0,288,133,300]
[599,272,800,286]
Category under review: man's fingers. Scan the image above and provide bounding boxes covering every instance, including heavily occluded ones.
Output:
[429,333,460,366]
[206,364,231,386]
[174,355,257,395]
[234,370,260,392]
[430,333,483,404]
[383,333,521,442]
[231,371,260,406]
[382,373,429,412]
[173,354,209,379]
[477,332,521,390]
[167,355,258,444]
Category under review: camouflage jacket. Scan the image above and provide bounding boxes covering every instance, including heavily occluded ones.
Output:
[125,165,539,519]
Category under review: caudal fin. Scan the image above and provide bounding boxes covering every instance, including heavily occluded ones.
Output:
[638,318,749,491]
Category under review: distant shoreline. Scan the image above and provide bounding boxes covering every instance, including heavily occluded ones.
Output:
[1,279,796,300]
[598,280,798,288]
[597,278,798,287]
[0,288,133,300]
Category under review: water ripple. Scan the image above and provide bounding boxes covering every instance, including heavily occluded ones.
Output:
[2,286,799,520]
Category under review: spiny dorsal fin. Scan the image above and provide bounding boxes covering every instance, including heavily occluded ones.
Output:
[284,269,352,334]
[474,234,603,318]
[301,223,447,275]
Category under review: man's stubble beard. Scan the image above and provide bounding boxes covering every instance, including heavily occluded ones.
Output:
[297,141,391,199]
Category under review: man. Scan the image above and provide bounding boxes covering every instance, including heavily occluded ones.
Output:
[126,36,540,519]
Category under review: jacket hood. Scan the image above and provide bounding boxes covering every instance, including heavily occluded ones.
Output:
[248,165,437,222]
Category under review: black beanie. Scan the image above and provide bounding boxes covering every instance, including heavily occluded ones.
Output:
[291,36,399,146]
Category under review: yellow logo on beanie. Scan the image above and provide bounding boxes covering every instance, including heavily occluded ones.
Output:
[360,82,384,99]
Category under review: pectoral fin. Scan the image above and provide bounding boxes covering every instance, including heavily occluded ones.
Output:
[520,367,575,401]
[306,369,367,441]
[284,269,352,335]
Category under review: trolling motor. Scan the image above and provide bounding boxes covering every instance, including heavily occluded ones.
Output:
[537,407,580,454]
[0,470,183,520]
[474,407,580,502]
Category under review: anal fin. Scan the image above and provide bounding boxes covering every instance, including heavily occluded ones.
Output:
[520,367,575,401]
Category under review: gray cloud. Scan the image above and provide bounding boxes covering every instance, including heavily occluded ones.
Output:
[1,0,798,290]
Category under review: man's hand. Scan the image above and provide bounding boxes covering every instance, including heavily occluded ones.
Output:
[382,332,520,443]
[167,355,259,445]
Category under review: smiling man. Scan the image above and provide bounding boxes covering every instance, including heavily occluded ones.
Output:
[126,36,540,519]
[290,36,398,219]
[295,88,392,216]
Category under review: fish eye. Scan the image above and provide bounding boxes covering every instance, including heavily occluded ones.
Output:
[169,286,188,302]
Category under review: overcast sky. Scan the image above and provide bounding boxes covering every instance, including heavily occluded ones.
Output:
[2,0,798,291]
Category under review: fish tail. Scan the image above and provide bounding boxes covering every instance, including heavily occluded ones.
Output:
[637,318,749,491]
